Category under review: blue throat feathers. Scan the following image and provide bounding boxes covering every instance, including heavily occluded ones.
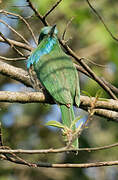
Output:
[27,37,57,69]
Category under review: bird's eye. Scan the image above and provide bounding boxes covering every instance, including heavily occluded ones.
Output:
[38,33,46,44]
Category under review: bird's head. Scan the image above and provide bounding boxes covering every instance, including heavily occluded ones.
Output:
[38,25,58,44]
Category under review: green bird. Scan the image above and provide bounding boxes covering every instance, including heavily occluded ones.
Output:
[27,25,80,148]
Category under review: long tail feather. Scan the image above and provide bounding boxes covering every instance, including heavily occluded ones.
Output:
[60,105,78,148]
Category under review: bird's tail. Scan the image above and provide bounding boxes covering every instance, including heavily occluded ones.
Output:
[60,105,78,149]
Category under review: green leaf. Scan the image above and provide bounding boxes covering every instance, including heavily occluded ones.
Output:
[76,121,84,132]
[98,98,108,101]
[95,90,103,98]
[82,90,92,97]
[70,116,82,129]
[45,121,65,129]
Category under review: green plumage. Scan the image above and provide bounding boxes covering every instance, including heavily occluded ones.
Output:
[27,26,80,148]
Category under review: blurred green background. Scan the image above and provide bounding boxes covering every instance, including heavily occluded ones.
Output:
[0,0,118,179]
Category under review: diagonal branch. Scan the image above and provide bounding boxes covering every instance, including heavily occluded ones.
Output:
[101,78,118,95]
[60,42,117,100]
[0,37,33,51]
[62,17,74,41]
[0,10,37,45]
[26,0,48,26]
[86,0,118,42]
[43,0,63,19]
[0,19,30,45]
[0,122,32,167]
[76,64,118,96]
[0,32,24,56]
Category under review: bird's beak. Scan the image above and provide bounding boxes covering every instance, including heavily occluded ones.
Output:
[49,24,56,37]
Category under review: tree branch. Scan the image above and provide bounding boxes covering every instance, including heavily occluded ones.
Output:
[1,154,118,168]
[0,141,118,154]
[0,19,30,45]
[86,0,118,42]
[0,60,31,87]
[0,91,118,110]
[60,42,117,100]
[48,161,118,168]
[0,10,37,45]
[26,0,48,26]
[0,32,24,56]
[43,0,63,19]
[0,56,26,61]
[0,90,118,121]
[0,37,32,51]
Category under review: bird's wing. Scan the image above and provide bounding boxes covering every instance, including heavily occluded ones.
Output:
[34,45,77,105]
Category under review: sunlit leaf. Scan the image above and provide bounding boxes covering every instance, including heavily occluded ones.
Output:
[70,116,82,129]
[82,90,92,97]
[98,98,108,101]
[45,121,65,129]
[95,90,103,98]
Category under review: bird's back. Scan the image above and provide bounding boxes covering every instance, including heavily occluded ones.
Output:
[33,38,80,107]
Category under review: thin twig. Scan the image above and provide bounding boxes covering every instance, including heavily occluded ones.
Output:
[60,42,117,100]
[1,137,118,168]
[0,56,26,61]
[1,146,33,167]
[101,78,118,95]
[46,161,118,168]
[0,32,24,56]
[86,0,118,42]
[62,17,74,40]
[0,142,118,154]
[76,64,118,98]
[0,37,33,51]
[1,154,118,168]
[79,94,97,136]
[26,0,48,26]
[0,19,30,45]
[43,0,63,19]
[0,124,33,167]
[0,10,37,45]
[82,57,107,68]
[75,64,91,77]
[11,5,29,8]
[67,94,97,148]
